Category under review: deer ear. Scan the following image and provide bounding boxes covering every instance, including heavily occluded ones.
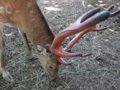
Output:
[37,45,44,52]
[37,45,51,56]
[37,44,51,54]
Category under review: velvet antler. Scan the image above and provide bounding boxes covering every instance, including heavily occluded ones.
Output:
[64,5,120,51]
[50,5,120,64]
[51,11,109,56]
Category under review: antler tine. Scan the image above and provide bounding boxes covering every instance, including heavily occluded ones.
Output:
[110,9,120,17]
[64,29,90,51]
[51,11,110,58]
[78,7,101,23]
[106,5,115,11]
[59,58,73,65]
[79,5,115,23]
[105,5,120,17]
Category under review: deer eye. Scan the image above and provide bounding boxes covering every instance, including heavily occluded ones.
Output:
[43,45,51,53]
[45,47,51,53]
[49,66,53,69]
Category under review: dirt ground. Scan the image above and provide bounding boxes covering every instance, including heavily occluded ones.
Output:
[0,0,120,90]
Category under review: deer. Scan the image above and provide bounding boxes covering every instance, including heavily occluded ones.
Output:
[0,0,119,82]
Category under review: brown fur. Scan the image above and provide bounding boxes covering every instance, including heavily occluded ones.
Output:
[0,0,54,44]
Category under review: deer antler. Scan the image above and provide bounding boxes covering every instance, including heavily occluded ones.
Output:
[50,5,120,64]
[64,5,120,51]
[51,11,110,56]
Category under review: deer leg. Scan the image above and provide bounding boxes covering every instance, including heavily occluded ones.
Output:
[0,31,13,82]
[19,30,36,60]
[0,48,13,82]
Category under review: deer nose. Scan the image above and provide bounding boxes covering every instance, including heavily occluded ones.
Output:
[49,75,57,81]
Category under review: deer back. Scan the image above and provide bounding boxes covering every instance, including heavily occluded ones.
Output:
[0,0,54,45]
